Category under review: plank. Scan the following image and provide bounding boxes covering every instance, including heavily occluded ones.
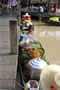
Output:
[0,66,17,79]
[0,80,15,88]
[0,55,18,65]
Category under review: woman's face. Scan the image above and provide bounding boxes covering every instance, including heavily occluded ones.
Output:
[26,16,28,19]
[29,27,34,33]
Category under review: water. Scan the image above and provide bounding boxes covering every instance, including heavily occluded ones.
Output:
[32,20,60,65]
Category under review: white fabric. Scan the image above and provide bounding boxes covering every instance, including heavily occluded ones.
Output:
[40,6,44,13]
[56,8,60,13]
[8,3,11,8]
[23,13,30,17]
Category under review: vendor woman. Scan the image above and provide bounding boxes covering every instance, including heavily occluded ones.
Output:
[22,13,31,22]
[28,25,34,35]
[19,25,34,41]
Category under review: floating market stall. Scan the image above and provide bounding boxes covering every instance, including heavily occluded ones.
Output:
[18,37,48,90]
[18,13,49,90]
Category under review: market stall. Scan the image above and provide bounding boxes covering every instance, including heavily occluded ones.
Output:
[18,13,49,90]
[18,37,48,89]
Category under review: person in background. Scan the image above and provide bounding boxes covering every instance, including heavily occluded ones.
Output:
[22,13,31,22]
[46,4,49,12]
[39,4,44,14]
[8,0,12,12]
[43,4,46,12]
[11,0,17,13]
[38,4,44,22]
[4,0,8,13]
[56,6,60,14]
[4,0,8,4]
[54,4,56,14]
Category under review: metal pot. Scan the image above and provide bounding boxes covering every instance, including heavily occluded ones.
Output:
[27,58,48,80]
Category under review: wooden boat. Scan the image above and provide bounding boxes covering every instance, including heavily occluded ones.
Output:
[42,17,60,26]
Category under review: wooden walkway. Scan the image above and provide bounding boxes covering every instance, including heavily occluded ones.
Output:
[0,16,18,90]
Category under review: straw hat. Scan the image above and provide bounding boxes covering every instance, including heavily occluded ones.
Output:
[23,13,30,17]
[55,72,60,87]
[40,64,60,90]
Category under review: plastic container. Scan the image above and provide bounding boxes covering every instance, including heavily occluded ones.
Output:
[25,80,40,90]
[19,34,27,41]
[27,58,48,80]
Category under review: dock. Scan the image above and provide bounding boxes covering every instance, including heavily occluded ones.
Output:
[0,15,18,90]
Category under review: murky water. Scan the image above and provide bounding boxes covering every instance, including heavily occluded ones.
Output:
[32,21,60,65]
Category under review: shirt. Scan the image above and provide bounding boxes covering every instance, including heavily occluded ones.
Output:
[54,7,56,14]
[40,6,44,13]
[22,17,31,22]
[11,0,17,6]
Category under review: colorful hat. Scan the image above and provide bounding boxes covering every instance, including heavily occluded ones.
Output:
[40,64,60,90]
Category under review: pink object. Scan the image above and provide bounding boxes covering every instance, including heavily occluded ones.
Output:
[0,3,3,6]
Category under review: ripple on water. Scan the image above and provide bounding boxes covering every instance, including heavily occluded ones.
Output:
[39,30,60,40]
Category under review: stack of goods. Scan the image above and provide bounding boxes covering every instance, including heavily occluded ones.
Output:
[19,13,48,89]
[18,38,47,82]
[19,38,45,64]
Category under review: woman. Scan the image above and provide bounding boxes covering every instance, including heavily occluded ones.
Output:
[22,13,31,22]
[4,0,8,13]
[11,0,17,13]
[28,25,34,34]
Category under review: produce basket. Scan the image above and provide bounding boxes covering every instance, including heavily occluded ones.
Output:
[18,38,45,64]
[18,38,49,90]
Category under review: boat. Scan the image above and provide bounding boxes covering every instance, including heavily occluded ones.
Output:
[42,16,60,26]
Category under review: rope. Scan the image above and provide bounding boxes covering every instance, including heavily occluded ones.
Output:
[15,80,26,90]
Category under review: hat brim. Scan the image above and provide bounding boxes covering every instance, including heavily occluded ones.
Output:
[55,72,60,86]
[23,15,30,17]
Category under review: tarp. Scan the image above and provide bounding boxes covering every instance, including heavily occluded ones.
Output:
[50,17,59,22]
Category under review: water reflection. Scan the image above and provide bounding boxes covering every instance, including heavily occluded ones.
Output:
[34,25,60,40]
[33,23,60,65]
[39,30,60,40]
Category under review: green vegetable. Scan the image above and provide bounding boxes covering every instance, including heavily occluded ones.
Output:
[19,53,31,64]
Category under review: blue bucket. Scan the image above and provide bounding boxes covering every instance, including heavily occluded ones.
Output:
[19,34,27,41]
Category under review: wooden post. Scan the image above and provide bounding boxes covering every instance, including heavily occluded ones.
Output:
[17,0,21,26]
[9,20,17,55]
